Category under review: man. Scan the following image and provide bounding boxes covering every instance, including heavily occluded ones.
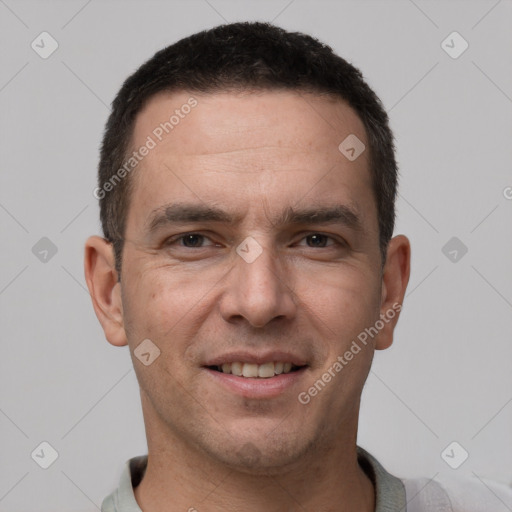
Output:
[84,22,511,511]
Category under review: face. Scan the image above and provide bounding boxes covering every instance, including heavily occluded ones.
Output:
[88,89,408,473]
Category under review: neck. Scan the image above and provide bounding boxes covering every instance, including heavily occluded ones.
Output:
[134,400,374,512]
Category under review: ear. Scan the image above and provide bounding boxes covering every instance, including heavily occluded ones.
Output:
[84,235,127,347]
[375,234,411,350]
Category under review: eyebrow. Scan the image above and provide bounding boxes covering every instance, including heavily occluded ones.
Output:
[145,202,363,234]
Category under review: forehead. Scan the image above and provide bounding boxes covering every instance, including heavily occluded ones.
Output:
[134,89,367,155]
[126,89,375,234]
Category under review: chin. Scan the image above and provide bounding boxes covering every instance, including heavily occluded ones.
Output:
[206,431,317,475]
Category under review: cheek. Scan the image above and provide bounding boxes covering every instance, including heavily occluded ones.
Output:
[297,264,381,339]
[122,268,211,397]
[122,262,217,349]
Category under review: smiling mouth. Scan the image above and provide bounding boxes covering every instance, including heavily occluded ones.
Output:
[208,362,305,378]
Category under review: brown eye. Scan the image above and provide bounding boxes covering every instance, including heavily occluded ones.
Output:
[164,233,215,248]
[180,234,205,247]
[305,234,331,248]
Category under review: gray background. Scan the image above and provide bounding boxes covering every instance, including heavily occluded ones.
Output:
[1,0,511,510]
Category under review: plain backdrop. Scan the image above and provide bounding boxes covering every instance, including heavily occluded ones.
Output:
[1,1,511,510]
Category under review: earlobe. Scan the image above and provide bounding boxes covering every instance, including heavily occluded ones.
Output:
[84,235,128,347]
[375,235,411,350]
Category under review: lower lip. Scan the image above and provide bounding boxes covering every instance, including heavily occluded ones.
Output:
[204,367,307,399]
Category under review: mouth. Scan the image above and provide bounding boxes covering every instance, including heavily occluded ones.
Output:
[203,356,308,399]
[207,361,305,379]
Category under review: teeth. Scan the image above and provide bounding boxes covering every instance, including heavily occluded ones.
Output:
[231,362,243,376]
[242,363,258,378]
[258,362,275,378]
[217,362,298,378]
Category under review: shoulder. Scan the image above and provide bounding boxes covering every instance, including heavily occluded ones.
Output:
[403,474,512,512]
[100,492,117,512]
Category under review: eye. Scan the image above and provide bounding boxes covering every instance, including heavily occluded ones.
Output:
[164,233,217,248]
[297,233,339,248]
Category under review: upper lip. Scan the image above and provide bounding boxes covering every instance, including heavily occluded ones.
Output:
[203,351,308,367]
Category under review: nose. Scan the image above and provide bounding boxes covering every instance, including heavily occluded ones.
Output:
[219,241,297,328]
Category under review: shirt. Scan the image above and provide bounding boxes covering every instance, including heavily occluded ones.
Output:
[101,446,512,511]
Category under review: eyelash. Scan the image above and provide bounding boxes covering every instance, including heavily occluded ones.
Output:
[163,232,345,249]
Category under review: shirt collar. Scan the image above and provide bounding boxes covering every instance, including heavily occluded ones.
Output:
[101,446,406,512]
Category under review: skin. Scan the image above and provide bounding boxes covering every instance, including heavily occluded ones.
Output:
[84,89,410,512]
